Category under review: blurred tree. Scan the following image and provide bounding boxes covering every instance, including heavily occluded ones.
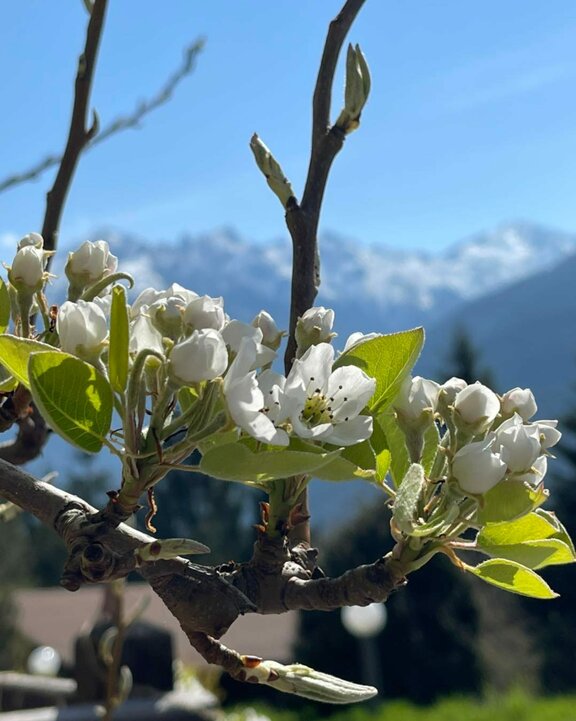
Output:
[439,326,495,387]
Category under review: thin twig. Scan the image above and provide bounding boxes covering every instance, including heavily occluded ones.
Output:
[41,0,108,253]
[283,0,366,547]
[0,41,204,196]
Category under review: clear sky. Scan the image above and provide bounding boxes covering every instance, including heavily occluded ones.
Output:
[1,1,576,252]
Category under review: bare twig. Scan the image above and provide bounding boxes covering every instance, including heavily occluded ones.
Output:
[282,0,366,548]
[41,0,108,253]
[0,41,204,196]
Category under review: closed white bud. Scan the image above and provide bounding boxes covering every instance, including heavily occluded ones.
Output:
[18,232,44,250]
[394,375,439,422]
[438,377,467,405]
[169,329,228,385]
[451,435,507,495]
[295,306,336,355]
[149,296,185,340]
[495,414,541,473]
[183,295,226,332]
[57,300,108,358]
[252,310,283,351]
[65,240,118,285]
[9,246,45,291]
[453,381,500,432]
[535,420,562,450]
[501,387,537,421]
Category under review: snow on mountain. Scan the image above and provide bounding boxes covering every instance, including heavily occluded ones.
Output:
[89,221,576,340]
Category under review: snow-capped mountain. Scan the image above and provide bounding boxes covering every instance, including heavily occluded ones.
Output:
[86,220,576,342]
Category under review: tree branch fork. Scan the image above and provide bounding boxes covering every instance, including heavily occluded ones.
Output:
[0,459,406,679]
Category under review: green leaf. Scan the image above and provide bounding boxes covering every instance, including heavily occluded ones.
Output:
[178,386,200,412]
[478,511,559,546]
[108,285,129,393]
[0,364,17,392]
[477,481,548,524]
[535,509,576,556]
[393,463,426,535]
[375,448,391,483]
[334,328,424,414]
[477,539,574,570]
[377,412,409,487]
[466,558,558,599]
[28,351,113,453]
[199,440,342,483]
[422,422,440,476]
[313,441,376,481]
[0,278,10,333]
[0,335,60,388]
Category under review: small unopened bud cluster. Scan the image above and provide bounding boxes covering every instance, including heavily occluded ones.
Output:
[394,376,560,496]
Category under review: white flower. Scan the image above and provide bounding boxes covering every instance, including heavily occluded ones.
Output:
[9,246,45,290]
[516,454,548,486]
[453,381,500,431]
[535,420,562,450]
[223,337,289,446]
[501,387,537,421]
[295,306,336,353]
[131,284,198,320]
[251,310,283,350]
[343,332,381,352]
[284,343,375,446]
[148,296,186,339]
[57,300,108,357]
[129,314,164,356]
[183,295,226,332]
[17,232,43,250]
[495,414,541,473]
[451,435,507,494]
[65,240,118,284]
[438,377,467,405]
[169,329,228,385]
[221,320,276,367]
[394,375,440,422]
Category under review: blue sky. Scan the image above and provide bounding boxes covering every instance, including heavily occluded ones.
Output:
[1,1,576,253]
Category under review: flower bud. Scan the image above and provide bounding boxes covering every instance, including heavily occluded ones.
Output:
[394,375,439,423]
[516,454,548,486]
[148,297,185,340]
[501,387,537,421]
[65,240,118,288]
[129,314,164,356]
[221,320,276,367]
[453,381,500,433]
[535,420,562,450]
[495,414,541,473]
[251,310,283,351]
[169,329,228,385]
[183,295,226,332]
[57,300,108,359]
[439,377,467,405]
[8,246,45,292]
[451,435,507,495]
[18,232,44,250]
[295,306,336,356]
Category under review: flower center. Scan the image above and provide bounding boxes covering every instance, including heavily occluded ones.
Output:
[302,390,333,425]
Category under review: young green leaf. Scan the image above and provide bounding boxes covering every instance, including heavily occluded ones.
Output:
[108,285,129,393]
[334,328,424,414]
[0,278,10,333]
[28,351,113,453]
[199,440,342,483]
[478,511,559,546]
[393,463,426,535]
[466,558,558,599]
[377,413,409,487]
[535,508,576,555]
[0,335,60,388]
[477,480,548,524]
[477,539,574,570]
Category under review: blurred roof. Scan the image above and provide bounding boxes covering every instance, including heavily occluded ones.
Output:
[13,585,297,666]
